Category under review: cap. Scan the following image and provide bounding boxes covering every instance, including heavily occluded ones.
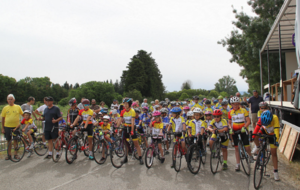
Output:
[46,96,54,101]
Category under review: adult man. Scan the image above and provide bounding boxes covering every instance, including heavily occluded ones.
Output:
[236,92,243,102]
[1,94,24,160]
[39,96,62,159]
[34,97,48,146]
[228,95,233,105]
[265,92,271,101]
[141,99,148,108]
[21,96,38,120]
[90,99,100,113]
[77,97,86,110]
[110,100,118,110]
[248,90,263,130]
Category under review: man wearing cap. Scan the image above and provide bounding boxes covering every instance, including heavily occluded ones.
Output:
[110,100,118,110]
[1,94,24,160]
[38,96,62,159]
[21,96,38,120]
[90,99,100,113]
[248,90,263,130]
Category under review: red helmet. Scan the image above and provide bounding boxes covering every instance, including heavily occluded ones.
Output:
[213,109,222,116]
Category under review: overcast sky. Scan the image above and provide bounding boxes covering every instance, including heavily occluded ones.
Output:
[0,0,256,92]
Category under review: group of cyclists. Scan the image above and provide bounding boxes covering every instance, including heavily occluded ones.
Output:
[4,94,280,183]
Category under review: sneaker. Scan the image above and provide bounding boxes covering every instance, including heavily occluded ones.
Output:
[27,152,32,158]
[139,158,144,165]
[235,164,240,171]
[274,172,280,181]
[29,144,34,150]
[100,157,106,161]
[121,156,128,164]
[223,163,228,170]
[5,155,11,160]
[44,155,52,159]
[89,156,94,160]
[165,150,169,155]
[160,157,165,163]
[251,146,259,154]
[249,156,254,163]
[231,141,234,147]
[56,154,60,159]
[43,144,48,149]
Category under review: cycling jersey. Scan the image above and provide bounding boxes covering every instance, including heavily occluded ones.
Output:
[201,120,211,130]
[182,113,187,121]
[257,110,263,119]
[221,108,230,121]
[99,122,111,131]
[112,113,120,123]
[135,116,141,126]
[67,107,80,124]
[21,118,36,129]
[254,115,280,142]
[186,119,194,136]
[140,113,151,126]
[209,119,228,136]
[151,121,163,135]
[228,108,249,131]
[192,103,204,110]
[120,108,136,126]
[215,103,222,109]
[79,109,94,124]
[169,116,185,132]
[190,119,203,135]
[162,116,170,130]
[204,107,214,113]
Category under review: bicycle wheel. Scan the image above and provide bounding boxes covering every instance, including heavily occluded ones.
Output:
[173,143,182,172]
[94,140,108,165]
[65,138,78,164]
[238,141,250,176]
[134,138,146,160]
[188,144,201,174]
[34,134,48,156]
[254,150,264,189]
[83,136,89,157]
[8,137,26,162]
[264,143,271,165]
[201,138,207,165]
[53,137,63,162]
[210,141,220,174]
[110,140,125,168]
[145,147,154,168]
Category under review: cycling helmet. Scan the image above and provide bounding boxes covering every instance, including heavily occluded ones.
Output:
[160,108,168,113]
[159,101,165,105]
[193,96,199,100]
[171,107,182,113]
[213,99,218,104]
[213,109,222,116]
[203,98,207,101]
[259,101,268,108]
[111,109,118,115]
[217,96,223,100]
[100,108,108,113]
[154,105,160,109]
[175,102,180,106]
[183,106,190,110]
[93,112,97,116]
[221,101,228,106]
[182,101,187,105]
[142,106,149,110]
[69,98,77,106]
[241,101,248,107]
[162,103,168,107]
[230,96,240,103]
[153,111,161,117]
[170,101,176,105]
[204,111,212,115]
[134,108,141,113]
[193,108,202,113]
[103,115,110,121]
[260,110,273,126]
[151,101,155,104]
[98,112,103,115]
[187,111,194,117]
[82,99,90,105]
[23,110,31,115]
[123,98,133,107]
[205,100,211,105]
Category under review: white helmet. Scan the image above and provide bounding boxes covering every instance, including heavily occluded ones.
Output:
[24,110,31,114]
[151,101,155,104]
[183,101,187,105]
[160,108,168,113]
[103,115,110,120]
[230,96,240,103]
[187,111,194,117]
[111,109,118,115]
[193,108,203,113]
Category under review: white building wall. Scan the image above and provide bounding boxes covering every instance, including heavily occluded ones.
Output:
[285,52,298,101]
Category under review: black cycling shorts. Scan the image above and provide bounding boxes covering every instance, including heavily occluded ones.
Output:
[45,129,59,140]
[232,132,249,147]
[123,126,137,140]
[81,124,94,137]
[152,137,162,144]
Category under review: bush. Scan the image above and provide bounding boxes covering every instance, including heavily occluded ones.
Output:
[125,89,143,103]
[208,90,219,99]
[179,92,189,101]
[58,97,69,106]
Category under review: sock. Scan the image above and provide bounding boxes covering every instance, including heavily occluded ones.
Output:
[49,151,52,155]
[139,156,142,160]
[236,163,240,167]
[223,160,227,164]
[89,151,93,156]
[43,142,46,145]
[57,152,60,155]
[274,169,278,173]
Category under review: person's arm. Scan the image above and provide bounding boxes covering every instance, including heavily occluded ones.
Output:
[131,117,135,132]
[32,111,38,120]
[244,117,251,128]
[1,117,5,134]
[84,116,92,129]
[13,124,21,132]
[208,125,214,133]
[71,115,81,127]
[22,123,30,132]
[35,109,42,116]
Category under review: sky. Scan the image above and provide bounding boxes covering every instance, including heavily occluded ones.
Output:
[0,0,257,92]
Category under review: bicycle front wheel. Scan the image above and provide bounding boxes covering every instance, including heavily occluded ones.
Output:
[34,134,48,156]
[188,144,201,174]
[83,136,89,157]
[145,147,154,168]
[238,141,250,176]
[173,143,182,172]
[53,137,63,162]
[254,150,264,189]
[8,137,26,162]
[110,140,125,168]
[94,140,108,165]
[65,138,78,164]
[210,141,220,174]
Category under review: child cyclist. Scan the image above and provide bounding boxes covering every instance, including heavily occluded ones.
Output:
[167,107,187,168]
[208,109,229,170]
[204,100,215,113]
[134,108,149,148]
[252,110,280,181]
[160,108,170,154]
[182,106,190,121]
[150,111,165,163]
[99,115,113,161]
[220,101,230,121]
[140,106,151,134]
[257,102,268,120]
[21,110,37,151]
[189,108,206,152]
[186,111,194,146]
[202,111,213,147]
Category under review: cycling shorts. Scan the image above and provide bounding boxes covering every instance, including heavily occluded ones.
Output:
[257,129,277,149]
[152,136,162,144]
[123,126,137,140]
[25,127,37,134]
[210,134,229,149]
[81,124,94,137]
[232,132,249,147]
[174,132,184,142]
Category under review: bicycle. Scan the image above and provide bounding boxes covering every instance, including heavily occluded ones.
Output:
[251,132,276,189]
[145,134,163,168]
[7,130,48,162]
[65,126,89,164]
[52,127,71,162]
[172,131,186,172]
[234,129,251,176]
[186,134,206,174]
[210,130,224,174]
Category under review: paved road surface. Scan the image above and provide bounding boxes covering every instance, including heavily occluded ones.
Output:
[0,147,296,190]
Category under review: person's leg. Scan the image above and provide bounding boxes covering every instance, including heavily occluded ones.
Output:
[158,142,164,157]
[271,148,278,170]
[27,130,33,144]
[48,139,53,152]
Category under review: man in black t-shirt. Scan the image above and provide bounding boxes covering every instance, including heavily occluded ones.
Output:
[248,90,263,130]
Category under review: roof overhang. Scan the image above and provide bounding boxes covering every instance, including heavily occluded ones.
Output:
[260,0,296,53]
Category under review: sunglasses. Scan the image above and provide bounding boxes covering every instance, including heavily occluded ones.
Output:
[84,104,90,107]
[260,107,267,110]
[103,121,109,123]
[213,116,221,118]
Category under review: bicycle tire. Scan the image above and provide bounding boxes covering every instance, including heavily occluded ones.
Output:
[34,134,48,156]
[201,138,207,165]
[210,141,220,174]
[8,137,26,162]
[134,137,146,160]
[187,144,201,174]
[173,142,182,172]
[65,138,78,164]
[145,147,154,168]
[94,140,108,165]
[264,143,271,165]
[83,136,89,157]
[238,141,250,176]
[110,140,125,168]
[253,150,264,189]
[52,137,63,163]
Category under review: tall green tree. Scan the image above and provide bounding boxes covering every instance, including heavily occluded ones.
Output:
[214,75,239,96]
[181,80,192,90]
[0,74,17,102]
[218,0,285,94]
[123,58,146,92]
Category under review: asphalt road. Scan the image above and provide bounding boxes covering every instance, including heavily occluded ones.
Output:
[0,147,296,190]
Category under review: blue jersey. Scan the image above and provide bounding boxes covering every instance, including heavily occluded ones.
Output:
[135,116,141,126]
[140,113,151,126]
[162,116,170,133]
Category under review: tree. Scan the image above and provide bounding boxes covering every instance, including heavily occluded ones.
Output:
[179,93,189,101]
[0,74,17,102]
[208,90,219,98]
[218,0,285,94]
[220,91,229,98]
[74,83,79,89]
[181,80,192,90]
[124,89,143,103]
[123,58,146,93]
[214,75,239,96]
[63,81,69,90]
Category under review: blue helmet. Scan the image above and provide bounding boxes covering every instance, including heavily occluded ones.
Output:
[100,108,108,113]
[213,99,218,103]
[171,107,182,113]
[260,110,273,126]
